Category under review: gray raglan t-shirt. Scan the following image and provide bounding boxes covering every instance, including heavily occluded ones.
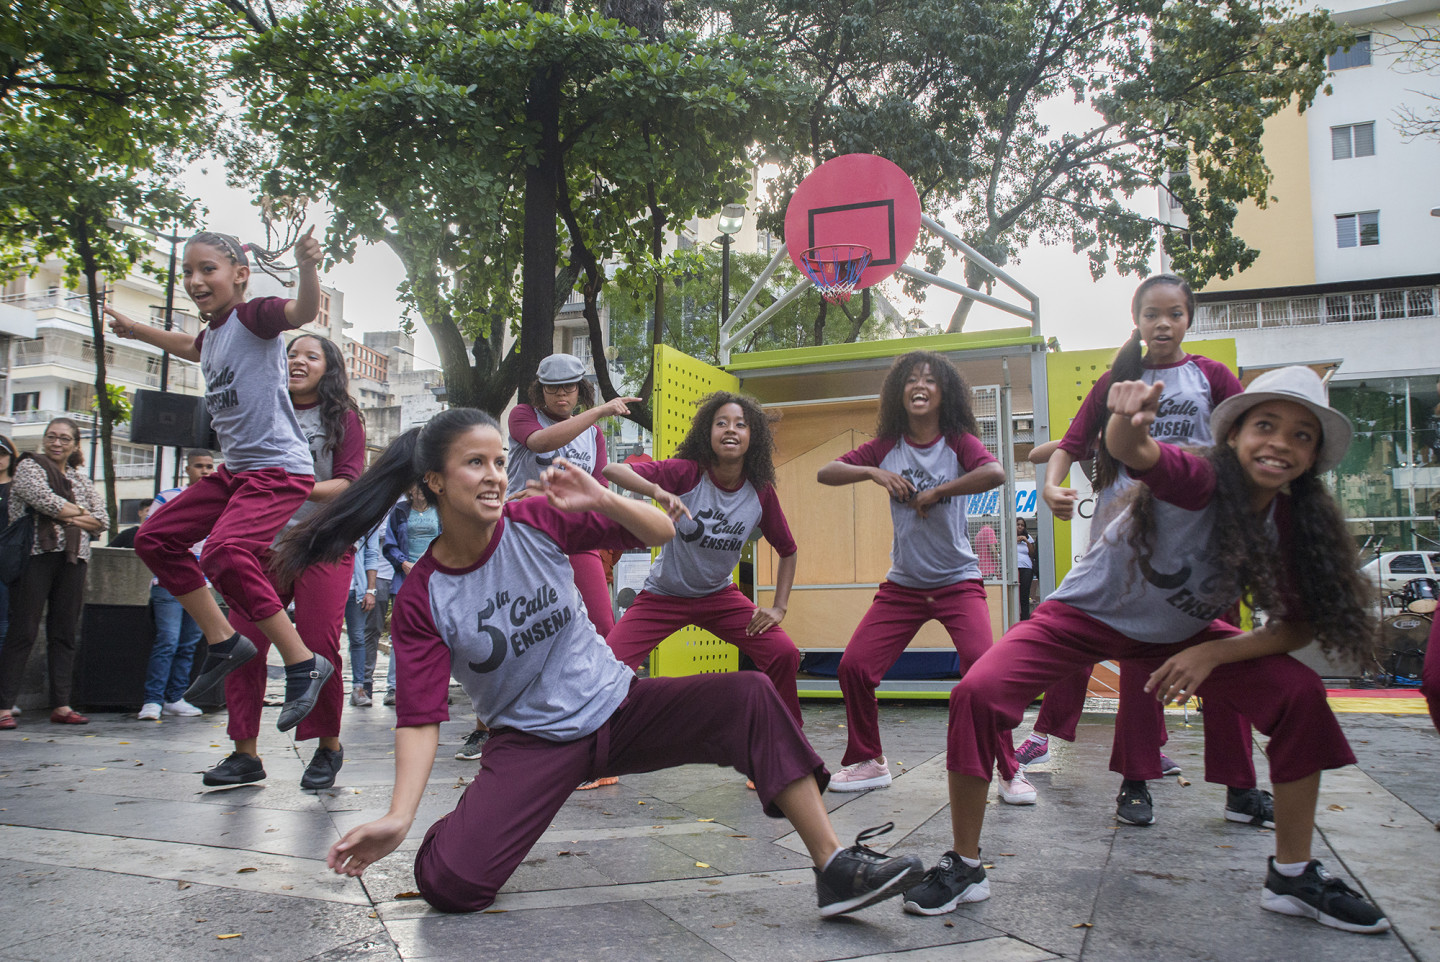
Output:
[389,498,644,741]
[630,459,797,598]
[838,433,998,589]
[194,298,313,476]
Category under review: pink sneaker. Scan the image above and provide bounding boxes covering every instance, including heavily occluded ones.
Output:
[829,756,892,792]
[1014,735,1051,767]
[998,772,1037,805]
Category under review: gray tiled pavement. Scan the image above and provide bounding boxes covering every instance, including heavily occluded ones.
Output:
[1,677,1436,962]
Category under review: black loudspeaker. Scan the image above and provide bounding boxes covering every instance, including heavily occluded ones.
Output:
[74,603,227,710]
[129,390,211,448]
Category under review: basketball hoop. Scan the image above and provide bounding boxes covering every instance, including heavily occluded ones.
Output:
[800,245,872,304]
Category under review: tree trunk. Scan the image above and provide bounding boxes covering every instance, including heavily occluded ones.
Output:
[73,220,119,535]
[843,288,872,342]
[947,295,975,333]
[811,299,828,346]
[518,61,564,397]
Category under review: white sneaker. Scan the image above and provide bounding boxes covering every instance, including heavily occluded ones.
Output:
[138,703,162,721]
[829,756,892,792]
[998,772,1037,805]
[162,699,203,717]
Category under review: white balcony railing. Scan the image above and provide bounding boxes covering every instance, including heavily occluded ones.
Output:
[1196,286,1437,334]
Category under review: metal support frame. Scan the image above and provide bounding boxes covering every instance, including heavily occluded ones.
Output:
[717,214,1042,362]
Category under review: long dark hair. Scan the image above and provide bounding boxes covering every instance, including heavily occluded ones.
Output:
[1094,273,1197,490]
[288,334,363,456]
[673,391,778,487]
[272,408,499,586]
[187,230,302,290]
[875,351,979,440]
[1120,420,1371,658]
[526,378,596,416]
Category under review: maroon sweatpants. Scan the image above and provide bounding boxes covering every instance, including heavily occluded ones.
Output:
[838,579,1016,777]
[1032,659,1259,785]
[1424,614,1440,736]
[606,585,802,724]
[222,552,353,742]
[413,672,827,912]
[570,550,614,637]
[947,601,1355,784]
[134,466,314,624]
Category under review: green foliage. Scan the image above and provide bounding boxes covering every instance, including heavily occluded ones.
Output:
[93,385,133,425]
[230,0,804,411]
[1,0,221,524]
[692,0,1350,323]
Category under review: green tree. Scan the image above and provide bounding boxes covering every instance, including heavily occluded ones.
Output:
[1,0,219,530]
[693,0,1350,331]
[232,0,801,425]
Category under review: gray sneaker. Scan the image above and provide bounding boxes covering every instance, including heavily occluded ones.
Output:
[184,635,258,702]
[814,822,925,918]
[1224,788,1275,828]
[1260,858,1390,934]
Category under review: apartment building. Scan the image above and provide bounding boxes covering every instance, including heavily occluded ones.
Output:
[1160,0,1440,551]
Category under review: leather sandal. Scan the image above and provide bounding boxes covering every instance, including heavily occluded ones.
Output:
[49,709,89,725]
[0,714,16,730]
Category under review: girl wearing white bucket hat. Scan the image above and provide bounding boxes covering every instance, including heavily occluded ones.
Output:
[915,366,1389,935]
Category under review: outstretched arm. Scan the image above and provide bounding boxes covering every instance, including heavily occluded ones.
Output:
[284,228,323,327]
[105,306,202,361]
[537,459,674,546]
[327,723,439,877]
[602,462,691,521]
[817,460,916,501]
[1104,379,1164,474]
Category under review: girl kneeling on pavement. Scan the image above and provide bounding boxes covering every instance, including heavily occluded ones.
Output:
[272,408,924,916]
[908,367,1389,934]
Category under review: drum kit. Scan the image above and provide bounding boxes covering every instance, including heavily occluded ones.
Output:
[1373,577,1436,687]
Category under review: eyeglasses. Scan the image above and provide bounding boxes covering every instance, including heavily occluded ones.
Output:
[542,383,580,395]
[43,433,77,444]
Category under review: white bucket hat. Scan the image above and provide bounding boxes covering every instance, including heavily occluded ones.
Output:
[1209,366,1352,474]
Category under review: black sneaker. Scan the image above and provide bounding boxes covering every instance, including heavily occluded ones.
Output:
[277,655,335,733]
[455,729,488,761]
[814,822,925,918]
[902,850,991,915]
[1260,858,1390,934]
[300,746,344,790]
[202,752,266,787]
[184,635,258,702]
[1116,780,1156,825]
[1225,787,1276,828]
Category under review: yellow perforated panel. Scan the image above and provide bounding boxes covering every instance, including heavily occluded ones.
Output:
[648,345,742,677]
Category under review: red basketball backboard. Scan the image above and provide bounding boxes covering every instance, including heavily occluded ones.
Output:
[783,154,923,291]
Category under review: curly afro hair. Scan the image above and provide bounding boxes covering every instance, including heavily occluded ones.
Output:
[875,350,979,440]
[673,391,778,488]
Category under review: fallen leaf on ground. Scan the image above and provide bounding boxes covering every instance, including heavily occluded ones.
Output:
[998,852,1016,857]
[944,921,954,928]
[394,892,422,900]
[1072,922,1093,928]
[1327,804,1346,811]
[713,922,735,928]
[177,881,191,890]
[697,818,715,822]
[216,934,242,940]
[695,862,711,868]
[236,867,257,874]
[1177,777,1191,787]
[280,885,293,891]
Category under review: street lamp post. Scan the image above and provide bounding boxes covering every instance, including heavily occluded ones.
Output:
[716,203,746,327]
[107,218,183,495]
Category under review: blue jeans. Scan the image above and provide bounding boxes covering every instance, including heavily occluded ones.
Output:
[345,593,375,689]
[144,583,203,705]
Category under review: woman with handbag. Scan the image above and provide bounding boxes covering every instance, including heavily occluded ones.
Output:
[0,418,108,729]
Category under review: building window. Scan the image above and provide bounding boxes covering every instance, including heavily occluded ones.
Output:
[11,392,39,414]
[571,333,591,360]
[1335,211,1379,248]
[1328,35,1371,70]
[1330,122,1375,159]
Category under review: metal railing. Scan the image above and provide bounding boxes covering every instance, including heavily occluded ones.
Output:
[1196,286,1437,333]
